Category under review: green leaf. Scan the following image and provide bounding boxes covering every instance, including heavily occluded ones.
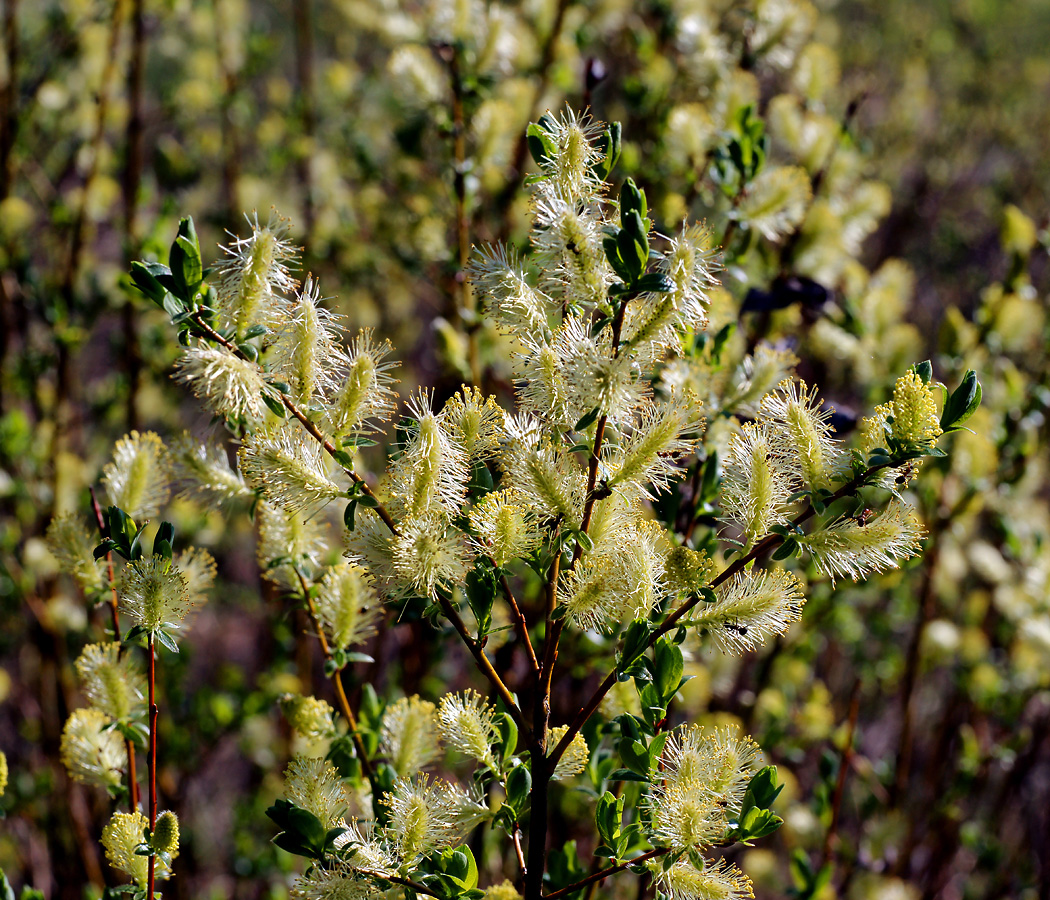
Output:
[0,869,15,900]
[331,449,355,470]
[634,272,673,294]
[618,619,654,672]
[620,177,647,222]
[169,217,203,298]
[574,407,601,431]
[607,768,649,782]
[343,500,357,532]
[526,122,557,166]
[261,392,287,418]
[153,521,175,560]
[941,370,982,432]
[153,629,180,654]
[653,636,684,705]
[94,538,119,559]
[592,121,621,180]
[912,360,933,384]
[505,764,531,814]
[744,765,783,810]
[242,324,270,340]
[603,232,632,282]
[495,712,518,765]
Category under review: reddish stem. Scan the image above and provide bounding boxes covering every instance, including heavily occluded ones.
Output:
[147,634,157,897]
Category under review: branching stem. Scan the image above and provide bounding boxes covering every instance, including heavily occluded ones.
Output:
[548,461,893,766]
[545,847,669,900]
[293,570,378,795]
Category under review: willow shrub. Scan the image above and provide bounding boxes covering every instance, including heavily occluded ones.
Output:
[30,111,981,900]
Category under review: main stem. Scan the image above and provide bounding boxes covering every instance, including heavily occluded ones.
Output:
[147,634,158,897]
[526,295,632,900]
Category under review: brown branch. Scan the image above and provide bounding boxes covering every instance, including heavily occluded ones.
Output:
[293,569,377,791]
[88,486,140,811]
[820,679,860,870]
[527,291,632,900]
[146,633,158,898]
[549,461,893,766]
[440,42,480,387]
[545,847,669,900]
[502,572,539,674]
[437,593,530,741]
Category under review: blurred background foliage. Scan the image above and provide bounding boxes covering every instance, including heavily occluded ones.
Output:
[0,0,1048,898]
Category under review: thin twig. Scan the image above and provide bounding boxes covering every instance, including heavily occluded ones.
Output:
[354,869,443,898]
[820,679,860,870]
[502,573,539,674]
[88,486,140,811]
[293,570,377,790]
[545,847,669,900]
[146,633,158,897]
[548,462,893,766]
[437,594,531,740]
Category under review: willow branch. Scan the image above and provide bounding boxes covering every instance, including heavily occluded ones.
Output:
[146,633,158,898]
[186,310,400,534]
[545,847,669,900]
[437,593,531,741]
[293,569,377,791]
[89,486,140,811]
[502,572,539,674]
[549,462,893,766]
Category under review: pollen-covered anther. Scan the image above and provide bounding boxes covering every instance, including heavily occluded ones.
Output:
[759,378,843,490]
[119,557,192,633]
[390,391,469,518]
[606,391,704,495]
[169,432,253,505]
[390,514,470,599]
[690,568,806,653]
[548,725,589,780]
[46,514,107,596]
[284,755,348,829]
[215,209,299,338]
[102,810,175,886]
[437,690,500,770]
[655,857,755,900]
[798,499,925,584]
[380,695,441,778]
[468,490,542,568]
[239,424,344,515]
[315,562,382,650]
[174,344,270,427]
[440,386,505,463]
[74,642,145,723]
[327,328,399,438]
[719,421,797,547]
[269,275,344,405]
[101,430,171,521]
[889,371,942,445]
[60,708,127,791]
[280,695,337,742]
